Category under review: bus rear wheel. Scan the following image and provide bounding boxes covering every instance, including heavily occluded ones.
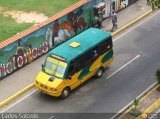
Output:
[60,87,70,99]
[95,67,104,78]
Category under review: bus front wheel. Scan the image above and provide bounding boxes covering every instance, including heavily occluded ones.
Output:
[95,68,104,78]
[60,87,70,99]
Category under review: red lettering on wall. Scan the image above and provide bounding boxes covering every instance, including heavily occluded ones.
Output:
[0,63,2,77]
[23,54,28,64]
[38,46,43,56]
[12,56,17,70]
[3,64,7,76]
[43,42,49,53]
[32,48,38,59]
[17,56,24,67]
[6,62,13,74]
[0,42,50,79]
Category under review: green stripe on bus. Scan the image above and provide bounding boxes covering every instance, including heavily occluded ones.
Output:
[101,49,113,63]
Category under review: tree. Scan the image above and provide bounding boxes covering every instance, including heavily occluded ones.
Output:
[129,98,141,117]
[156,69,160,84]
[134,98,139,110]
[146,0,160,10]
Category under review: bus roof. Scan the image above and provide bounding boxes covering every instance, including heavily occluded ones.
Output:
[48,28,111,63]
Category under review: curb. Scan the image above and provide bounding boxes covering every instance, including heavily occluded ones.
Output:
[0,83,34,108]
[111,9,153,37]
[111,82,158,119]
[143,99,160,114]
[0,9,154,109]
[115,83,159,119]
[138,84,160,103]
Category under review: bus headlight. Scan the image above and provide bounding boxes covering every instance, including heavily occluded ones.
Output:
[50,88,57,92]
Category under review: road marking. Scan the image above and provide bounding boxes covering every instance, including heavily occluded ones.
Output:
[149,108,160,119]
[0,55,140,113]
[0,89,37,113]
[1,9,160,114]
[113,10,160,42]
[111,82,157,119]
[110,10,160,119]
[106,55,140,79]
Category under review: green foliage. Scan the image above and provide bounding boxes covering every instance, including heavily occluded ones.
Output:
[146,0,160,10]
[0,0,79,17]
[0,0,79,42]
[134,99,139,106]
[156,69,160,84]
[129,108,142,117]
[0,14,33,42]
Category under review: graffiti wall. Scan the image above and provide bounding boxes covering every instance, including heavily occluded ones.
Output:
[0,0,137,80]
[0,2,91,79]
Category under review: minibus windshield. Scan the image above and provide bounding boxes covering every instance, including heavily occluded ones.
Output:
[44,57,67,78]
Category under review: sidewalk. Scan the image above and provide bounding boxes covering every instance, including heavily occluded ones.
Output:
[102,0,150,32]
[116,84,160,119]
[0,0,151,102]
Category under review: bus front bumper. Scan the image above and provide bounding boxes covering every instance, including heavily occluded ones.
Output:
[34,83,62,97]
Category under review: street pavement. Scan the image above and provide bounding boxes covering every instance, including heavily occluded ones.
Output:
[1,6,160,119]
[102,0,150,32]
[0,0,156,116]
[0,0,151,103]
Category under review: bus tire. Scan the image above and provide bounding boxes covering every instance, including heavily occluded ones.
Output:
[95,67,104,78]
[60,87,70,99]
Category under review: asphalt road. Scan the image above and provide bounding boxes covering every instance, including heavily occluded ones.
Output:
[1,11,160,119]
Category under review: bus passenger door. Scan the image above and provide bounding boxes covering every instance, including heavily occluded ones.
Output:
[66,62,81,90]
[74,55,90,84]
[80,48,99,84]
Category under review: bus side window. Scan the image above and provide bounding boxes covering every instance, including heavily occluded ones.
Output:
[85,48,99,64]
[98,40,111,55]
[67,61,75,76]
[75,55,85,72]
[107,37,113,48]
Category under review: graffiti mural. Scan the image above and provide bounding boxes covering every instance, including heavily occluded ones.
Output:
[0,3,91,79]
[0,29,49,79]
[92,0,104,5]
[0,0,137,80]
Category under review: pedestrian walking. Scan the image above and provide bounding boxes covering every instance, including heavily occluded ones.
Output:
[111,10,117,32]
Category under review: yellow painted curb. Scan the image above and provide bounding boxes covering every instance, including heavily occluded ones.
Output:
[139,84,160,103]
[117,105,134,119]
[117,84,160,119]
[0,83,34,108]
[0,9,154,109]
[138,99,160,119]
[111,9,153,37]
[105,9,154,119]
[143,99,160,114]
